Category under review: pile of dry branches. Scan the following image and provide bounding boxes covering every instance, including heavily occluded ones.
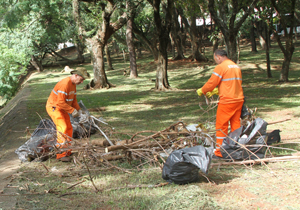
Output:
[36,98,300,173]
[64,121,215,171]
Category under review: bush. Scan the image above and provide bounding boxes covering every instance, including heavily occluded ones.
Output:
[0,43,27,100]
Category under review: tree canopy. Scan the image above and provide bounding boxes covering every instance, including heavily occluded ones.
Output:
[0,0,300,99]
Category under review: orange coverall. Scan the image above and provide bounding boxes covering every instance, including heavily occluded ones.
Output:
[46,77,80,159]
[202,59,244,157]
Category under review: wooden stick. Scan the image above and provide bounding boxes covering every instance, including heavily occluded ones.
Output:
[40,162,49,173]
[210,156,300,167]
[130,130,158,141]
[83,156,100,192]
[105,139,171,153]
[267,118,291,125]
[66,180,86,189]
[59,192,86,197]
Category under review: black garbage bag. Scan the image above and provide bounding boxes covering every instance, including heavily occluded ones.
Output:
[221,118,268,160]
[70,100,97,138]
[162,146,212,184]
[267,129,281,145]
[15,101,98,162]
[15,119,56,162]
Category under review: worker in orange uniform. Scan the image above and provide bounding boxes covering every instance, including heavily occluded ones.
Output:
[46,67,90,162]
[197,49,244,158]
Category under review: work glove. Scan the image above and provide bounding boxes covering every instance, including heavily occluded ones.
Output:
[196,88,203,96]
[79,110,89,123]
[72,109,79,118]
[206,88,219,98]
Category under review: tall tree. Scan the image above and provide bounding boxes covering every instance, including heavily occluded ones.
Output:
[132,3,159,61]
[126,15,138,78]
[75,0,134,88]
[148,0,173,90]
[132,22,159,61]
[209,0,258,62]
[170,6,185,60]
[249,17,257,52]
[253,4,274,78]
[271,0,298,82]
[126,1,138,78]
[72,0,86,63]
[105,44,114,70]
[176,2,207,62]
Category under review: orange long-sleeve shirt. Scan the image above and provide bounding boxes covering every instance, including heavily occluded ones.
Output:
[46,77,80,113]
[202,59,244,104]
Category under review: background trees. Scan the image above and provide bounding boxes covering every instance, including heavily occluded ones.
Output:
[271,0,298,82]
[209,0,259,63]
[0,0,300,99]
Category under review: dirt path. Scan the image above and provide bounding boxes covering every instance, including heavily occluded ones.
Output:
[0,85,31,209]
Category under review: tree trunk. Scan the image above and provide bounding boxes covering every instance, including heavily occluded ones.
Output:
[224,33,238,63]
[250,20,257,52]
[137,42,142,58]
[279,38,294,82]
[177,11,188,54]
[155,52,170,90]
[72,0,85,63]
[74,38,85,63]
[126,16,138,78]
[212,39,219,54]
[271,0,296,82]
[152,0,172,90]
[132,22,159,61]
[155,32,170,89]
[30,55,43,72]
[212,24,219,55]
[265,24,272,78]
[237,36,240,63]
[180,24,186,53]
[255,20,267,49]
[90,38,111,88]
[105,45,114,70]
[73,0,130,89]
[280,56,292,82]
[190,16,206,62]
[170,33,176,59]
[170,7,184,60]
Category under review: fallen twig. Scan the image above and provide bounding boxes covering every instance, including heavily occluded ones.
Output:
[83,156,100,192]
[40,162,49,173]
[59,192,86,197]
[267,118,291,125]
[210,155,300,167]
[66,180,86,190]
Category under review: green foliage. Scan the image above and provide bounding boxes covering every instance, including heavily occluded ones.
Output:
[0,43,27,99]
[239,16,253,39]
[0,0,78,101]
[0,0,76,62]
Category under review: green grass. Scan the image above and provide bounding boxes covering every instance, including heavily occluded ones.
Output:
[7,41,300,209]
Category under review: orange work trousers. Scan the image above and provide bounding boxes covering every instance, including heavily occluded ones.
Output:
[214,101,243,157]
[46,106,72,159]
